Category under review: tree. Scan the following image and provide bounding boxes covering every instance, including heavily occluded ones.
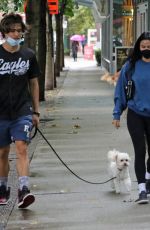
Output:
[54,0,74,81]
[55,13,61,79]
[0,0,11,12]
[45,13,54,90]
[46,0,75,89]
[0,0,24,12]
[14,0,24,11]
[25,0,41,51]
[67,6,95,36]
[25,0,46,101]
[38,0,47,101]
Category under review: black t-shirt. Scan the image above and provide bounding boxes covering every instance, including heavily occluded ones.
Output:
[0,45,40,120]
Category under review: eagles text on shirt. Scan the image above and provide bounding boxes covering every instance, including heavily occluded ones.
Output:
[0,58,29,75]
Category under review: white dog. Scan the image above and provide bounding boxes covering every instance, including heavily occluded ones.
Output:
[107,149,131,194]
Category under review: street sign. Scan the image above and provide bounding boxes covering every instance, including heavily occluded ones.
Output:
[47,0,59,14]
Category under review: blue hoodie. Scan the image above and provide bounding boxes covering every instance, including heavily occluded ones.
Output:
[113,59,150,120]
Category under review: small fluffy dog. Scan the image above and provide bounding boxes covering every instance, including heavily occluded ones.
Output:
[107,149,131,194]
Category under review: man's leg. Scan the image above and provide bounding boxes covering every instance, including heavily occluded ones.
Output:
[0,121,11,180]
[0,146,10,204]
[15,141,29,178]
[11,116,32,179]
[15,140,35,208]
[0,146,10,178]
[11,116,35,208]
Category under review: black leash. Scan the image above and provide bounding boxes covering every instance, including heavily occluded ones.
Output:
[32,126,116,185]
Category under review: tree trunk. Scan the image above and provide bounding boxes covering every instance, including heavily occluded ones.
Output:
[59,15,64,71]
[38,0,46,101]
[55,14,61,79]
[24,0,39,52]
[45,13,54,90]
[25,0,46,101]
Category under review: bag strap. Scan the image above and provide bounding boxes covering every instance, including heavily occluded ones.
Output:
[125,62,134,81]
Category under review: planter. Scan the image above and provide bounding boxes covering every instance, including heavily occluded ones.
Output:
[94,49,101,66]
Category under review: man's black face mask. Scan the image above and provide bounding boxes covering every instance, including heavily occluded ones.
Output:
[140,49,150,59]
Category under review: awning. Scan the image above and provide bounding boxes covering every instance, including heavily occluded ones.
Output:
[75,0,109,23]
[75,0,93,8]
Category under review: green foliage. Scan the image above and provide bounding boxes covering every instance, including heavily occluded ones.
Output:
[67,6,95,36]
[59,0,74,17]
[94,49,101,66]
[0,0,8,12]
[14,0,24,12]
[0,0,24,12]
[64,48,70,56]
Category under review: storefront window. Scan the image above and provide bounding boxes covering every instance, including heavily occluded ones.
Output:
[113,0,134,49]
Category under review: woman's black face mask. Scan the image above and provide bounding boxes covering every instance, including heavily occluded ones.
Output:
[140,49,150,59]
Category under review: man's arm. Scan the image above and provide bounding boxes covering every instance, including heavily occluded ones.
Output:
[29,78,39,113]
[29,78,40,126]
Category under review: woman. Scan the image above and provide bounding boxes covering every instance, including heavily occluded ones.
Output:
[112,31,150,204]
[72,41,79,61]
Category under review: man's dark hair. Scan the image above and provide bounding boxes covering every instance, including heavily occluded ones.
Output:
[0,12,26,38]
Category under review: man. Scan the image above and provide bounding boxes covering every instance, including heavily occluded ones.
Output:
[0,13,40,208]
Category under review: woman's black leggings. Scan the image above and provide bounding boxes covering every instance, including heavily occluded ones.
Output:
[127,109,150,184]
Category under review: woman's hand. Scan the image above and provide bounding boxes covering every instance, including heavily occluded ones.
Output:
[112,120,120,129]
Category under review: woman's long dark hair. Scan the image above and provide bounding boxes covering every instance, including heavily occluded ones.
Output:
[129,31,150,70]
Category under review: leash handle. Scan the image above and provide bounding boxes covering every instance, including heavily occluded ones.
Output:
[30,125,38,140]
[36,127,116,185]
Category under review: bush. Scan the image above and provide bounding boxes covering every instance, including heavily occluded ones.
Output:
[94,49,101,66]
[64,48,70,56]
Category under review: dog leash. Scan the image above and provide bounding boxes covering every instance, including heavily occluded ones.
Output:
[32,126,116,185]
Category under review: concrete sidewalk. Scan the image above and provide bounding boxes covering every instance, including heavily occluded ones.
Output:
[3,55,150,229]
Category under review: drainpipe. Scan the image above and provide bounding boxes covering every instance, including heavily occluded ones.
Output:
[132,0,137,43]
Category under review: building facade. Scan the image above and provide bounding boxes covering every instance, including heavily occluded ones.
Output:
[101,0,150,74]
[76,0,150,74]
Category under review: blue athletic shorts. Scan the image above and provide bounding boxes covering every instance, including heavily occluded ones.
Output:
[0,115,33,147]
